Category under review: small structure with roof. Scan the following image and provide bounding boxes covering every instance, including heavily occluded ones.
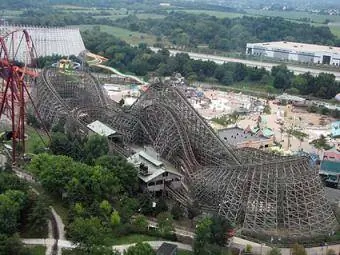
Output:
[127,147,182,193]
[276,93,307,106]
[87,120,116,137]
[331,121,340,138]
[156,242,178,255]
[218,126,274,149]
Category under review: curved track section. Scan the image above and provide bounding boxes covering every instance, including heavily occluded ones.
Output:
[33,68,110,125]
[34,71,337,242]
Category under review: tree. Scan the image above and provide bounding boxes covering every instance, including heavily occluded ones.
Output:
[310,135,332,150]
[194,217,213,255]
[68,217,108,254]
[245,244,252,254]
[155,198,168,215]
[171,203,184,220]
[124,242,155,255]
[0,190,26,236]
[326,249,336,255]
[28,195,50,234]
[49,132,73,156]
[0,234,32,255]
[157,212,174,236]
[267,247,281,255]
[132,215,148,232]
[291,244,307,255]
[110,211,121,226]
[210,215,232,247]
[95,155,138,194]
[271,65,292,90]
[263,104,271,114]
[83,135,109,165]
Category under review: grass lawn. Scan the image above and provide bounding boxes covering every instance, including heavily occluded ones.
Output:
[76,25,164,46]
[182,9,246,19]
[245,9,340,24]
[29,182,69,224]
[27,245,46,255]
[329,24,340,38]
[136,13,166,20]
[178,250,194,255]
[110,234,161,245]
[25,125,49,154]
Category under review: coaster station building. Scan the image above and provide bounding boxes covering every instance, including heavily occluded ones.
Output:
[246,41,340,66]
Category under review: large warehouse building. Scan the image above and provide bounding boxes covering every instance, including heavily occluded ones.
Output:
[0,25,85,62]
[246,41,340,65]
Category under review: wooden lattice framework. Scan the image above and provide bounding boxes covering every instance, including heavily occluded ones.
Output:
[33,68,338,242]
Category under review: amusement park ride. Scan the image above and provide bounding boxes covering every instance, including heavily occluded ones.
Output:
[0,29,47,164]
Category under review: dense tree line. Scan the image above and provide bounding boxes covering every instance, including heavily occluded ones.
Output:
[82,29,340,99]
[113,13,338,51]
[1,0,150,9]
[0,171,50,254]
[27,126,178,253]
[272,65,340,99]
[194,215,233,255]
[12,7,338,53]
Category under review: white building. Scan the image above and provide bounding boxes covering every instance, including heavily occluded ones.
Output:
[0,25,86,63]
[246,41,340,66]
[127,147,182,193]
[87,120,116,137]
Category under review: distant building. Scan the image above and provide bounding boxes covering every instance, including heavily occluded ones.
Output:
[331,121,340,138]
[156,242,177,255]
[246,41,340,65]
[218,126,274,149]
[322,146,340,162]
[127,147,182,193]
[319,160,340,188]
[320,142,340,188]
[276,93,308,106]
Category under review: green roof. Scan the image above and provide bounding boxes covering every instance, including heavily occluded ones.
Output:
[262,128,274,138]
[320,160,340,175]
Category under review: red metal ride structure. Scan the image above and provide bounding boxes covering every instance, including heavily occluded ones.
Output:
[0,29,39,164]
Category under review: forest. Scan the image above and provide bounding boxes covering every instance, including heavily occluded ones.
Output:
[113,13,339,51]
[81,28,340,104]
[10,8,339,52]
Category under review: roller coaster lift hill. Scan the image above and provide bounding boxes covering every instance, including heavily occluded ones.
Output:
[0,29,49,164]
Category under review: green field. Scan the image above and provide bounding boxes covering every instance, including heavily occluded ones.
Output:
[183,10,246,19]
[28,245,46,255]
[76,24,164,46]
[26,126,49,154]
[329,24,340,38]
[246,9,340,24]
[110,234,161,245]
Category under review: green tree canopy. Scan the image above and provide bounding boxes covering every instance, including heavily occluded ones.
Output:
[123,242,155,255]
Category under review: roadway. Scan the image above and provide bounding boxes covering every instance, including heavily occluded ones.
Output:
[150,47,340,81]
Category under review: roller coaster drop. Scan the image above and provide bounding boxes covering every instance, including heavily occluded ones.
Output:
[2,30,337,242]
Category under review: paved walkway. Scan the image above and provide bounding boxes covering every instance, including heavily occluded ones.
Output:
[22,239,192,252]
[13,167,65,255]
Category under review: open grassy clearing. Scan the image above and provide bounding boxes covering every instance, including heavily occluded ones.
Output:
[25,126,49,154]
[246,9,340,24]
[27,245,46,255]
[76,24,163,46]
[182,9,247,19]
[178,250,194,255]
[110,234,161,245]
[52,4,92,10]
[329,24,340,38]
